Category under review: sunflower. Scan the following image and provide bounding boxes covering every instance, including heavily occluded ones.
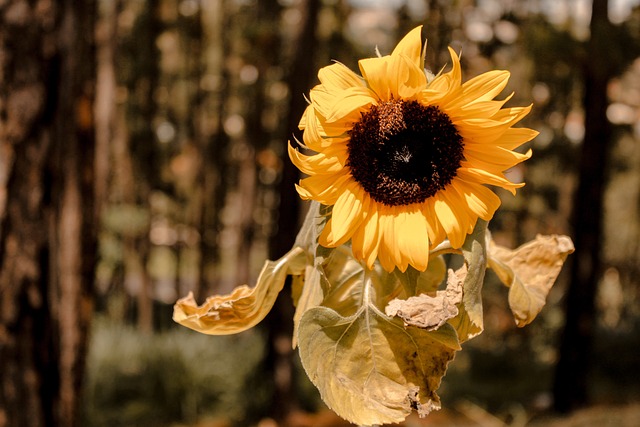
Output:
[289,26,537,273]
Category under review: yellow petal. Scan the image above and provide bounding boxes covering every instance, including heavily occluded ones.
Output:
[297,170,351,204]
[309,84,335,119]
[444,95,513,122]
[423,199,446,246]
[426,47,461,99]
[447,185,479,236]
[359,53,427,102]
[288,144,346,175]
[464,145,532,169]
[301,106,328,150]
[316,110,353,138]
[359,56,392,101]
[302,106,350,150]
[388,208,410,272]
[442,70,510,112]
[456,117,513,136]
[324,86,377,123]
[395,207,430,271]
[299,104,311,130]
[376,209,399,272]
[496,127,539,150]
[391,25,425,69]
[457,166,524,195]
[453,179,502,221]
[319,180,366,246]
[351,196,382,269]
[490,104,532,123]
[318,61,365,90]
[461,70,510,102]
[390,54,428,99]
[310,83,373,128]
[433,190,469,248]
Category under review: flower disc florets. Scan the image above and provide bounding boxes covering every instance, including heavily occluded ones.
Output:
[347,100,464,207]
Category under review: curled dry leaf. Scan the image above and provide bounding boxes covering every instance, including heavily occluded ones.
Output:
[487,234,575,327]
[173,246,307,335]
[385,267,464,330]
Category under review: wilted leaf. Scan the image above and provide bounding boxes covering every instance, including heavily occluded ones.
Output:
[393,256,447,297]
[385,267,463,330]
[298,292,460,425]
[447,220,488,342]
[173,246,307,335]
[488,234,574,327]
[292,202,334,347]
[293,201,329,260]
[292,264,325,348]
[317,246,368,317]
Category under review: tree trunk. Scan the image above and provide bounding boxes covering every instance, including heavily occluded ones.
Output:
[553,0,613,413]
[95,0,120,216]
[119,0,162,332]
[264,0,321,422]
[0,1,96,426]
[197,0,231,298]
[269,0,321,259]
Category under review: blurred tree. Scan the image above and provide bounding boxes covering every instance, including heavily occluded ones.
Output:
[196,0,231,298]
[0,1,97,426]
[120,0,162,333]
[264,0,321,422]
[553,0,614,412]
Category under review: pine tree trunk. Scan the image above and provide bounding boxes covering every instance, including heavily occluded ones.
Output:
[264,0,321,422]
[553,0,613,413]
[0,1,96,426]
[197,0,231,298]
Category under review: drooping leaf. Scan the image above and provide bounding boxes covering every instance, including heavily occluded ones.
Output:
[293,201,330,260]
[298,295,460,425]
[317,246,368,317]
[393,256,447,297]
[487,234,574,327]
[173,246,307,335]
[385,267,463,330]
[292,202,333,347]
[447,220,488,342]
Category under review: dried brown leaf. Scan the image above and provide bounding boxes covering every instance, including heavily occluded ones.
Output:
[173,246,306,334]
[488,234,574,327]
[385,268,463,330]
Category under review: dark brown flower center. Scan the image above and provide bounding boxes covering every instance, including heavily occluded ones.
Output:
[347,99,464,206]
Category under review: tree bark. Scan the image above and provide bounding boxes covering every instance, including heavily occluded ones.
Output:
[553,0,613,413]
[197,0,231,298]
[118,0,161,332]
[0,1,96,426]
[263,0,321,422]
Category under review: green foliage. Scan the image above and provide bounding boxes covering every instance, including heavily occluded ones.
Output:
[83,317,266,427]
[102,204,150,237]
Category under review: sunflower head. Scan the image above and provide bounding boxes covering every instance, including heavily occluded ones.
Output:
[289,26,537,273]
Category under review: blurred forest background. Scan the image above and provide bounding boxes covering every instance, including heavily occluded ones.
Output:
[1,0,640,426]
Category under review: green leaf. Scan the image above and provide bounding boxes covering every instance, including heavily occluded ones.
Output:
[298,268,460,426]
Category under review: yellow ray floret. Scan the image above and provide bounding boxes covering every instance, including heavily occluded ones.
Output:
[289,25,537,272]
